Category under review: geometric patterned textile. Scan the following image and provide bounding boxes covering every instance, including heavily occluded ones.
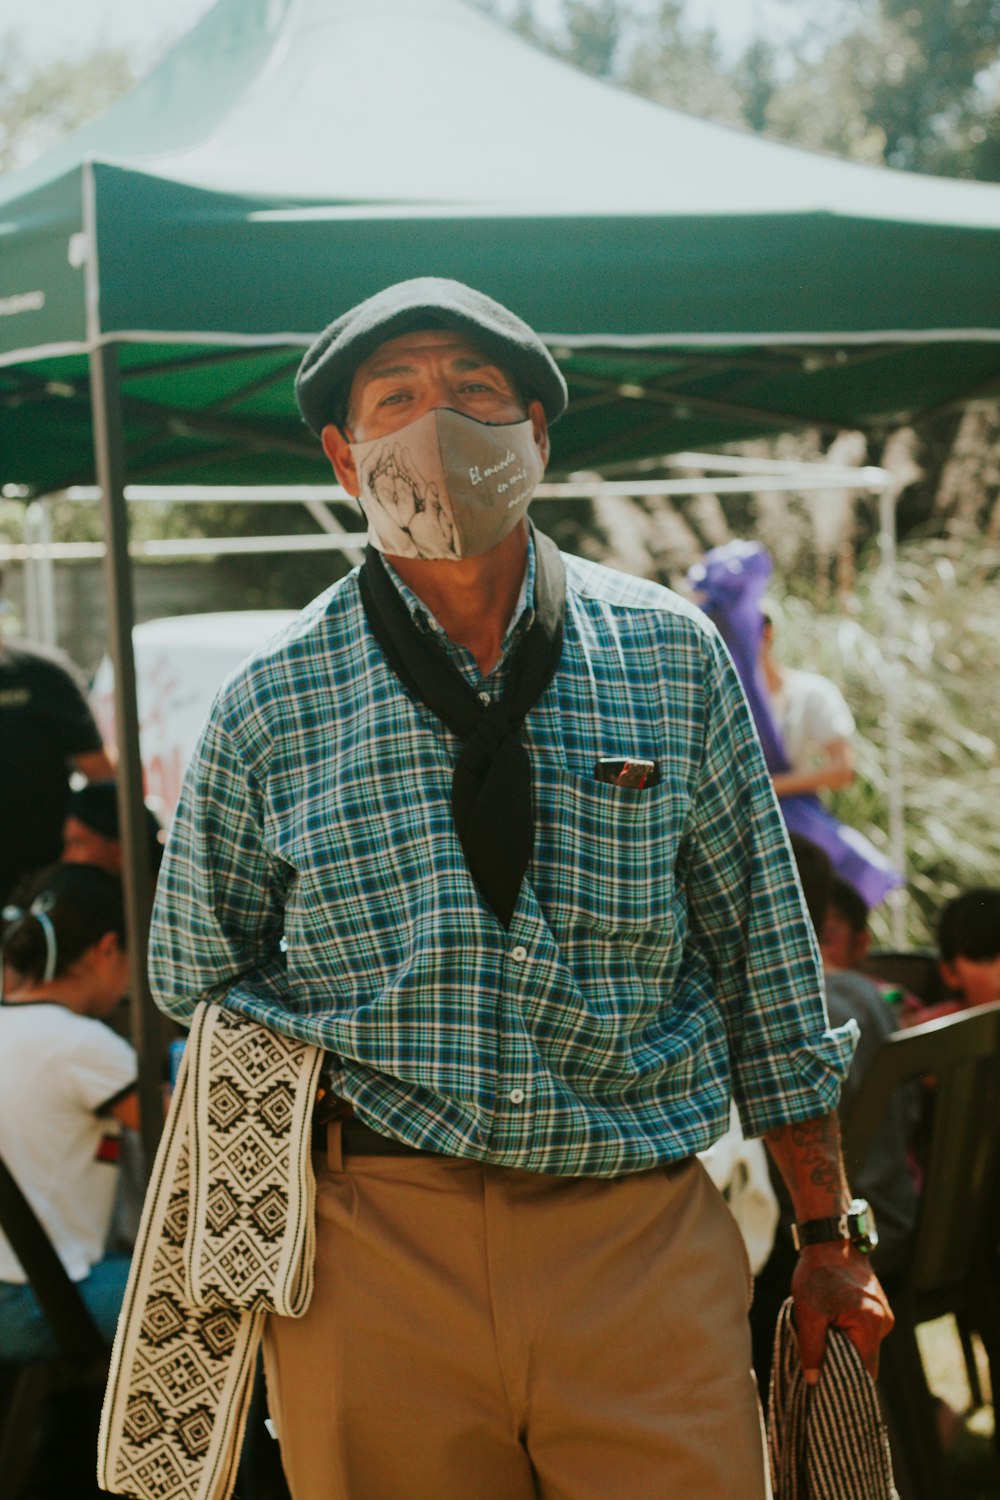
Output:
[98,1003,323,1500]
[767,1298,898,1500]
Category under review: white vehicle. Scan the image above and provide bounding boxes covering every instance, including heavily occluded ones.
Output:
[91,611,296,823]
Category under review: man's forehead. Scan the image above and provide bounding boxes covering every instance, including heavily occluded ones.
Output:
[352,329,503,386]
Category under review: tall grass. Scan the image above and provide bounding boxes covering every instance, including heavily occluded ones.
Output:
[772,538,1000,947]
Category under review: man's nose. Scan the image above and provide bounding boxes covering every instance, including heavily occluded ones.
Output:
[425,375,459,410]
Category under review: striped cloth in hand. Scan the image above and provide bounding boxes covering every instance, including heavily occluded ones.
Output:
[767,1298,898,1500]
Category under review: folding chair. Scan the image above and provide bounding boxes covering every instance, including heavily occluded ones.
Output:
[0,1154,110,1499]
[842,1000,1000,1500]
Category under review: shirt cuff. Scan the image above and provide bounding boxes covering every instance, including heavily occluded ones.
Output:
[733,1019,859,1139]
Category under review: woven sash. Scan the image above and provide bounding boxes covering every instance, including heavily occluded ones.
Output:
[767,1299,898,1500]
[98,1003,324,1500]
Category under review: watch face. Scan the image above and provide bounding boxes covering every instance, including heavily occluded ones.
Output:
[847,1199,878,1254]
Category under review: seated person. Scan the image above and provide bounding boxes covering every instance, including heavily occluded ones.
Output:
[62,780,165,881]
[903,886,1000,1027]
[0,863,137,1361]
[822,876,926,1013]
[820,876,872,972]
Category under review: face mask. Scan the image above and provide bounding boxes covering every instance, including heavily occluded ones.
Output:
[349,407,544,561]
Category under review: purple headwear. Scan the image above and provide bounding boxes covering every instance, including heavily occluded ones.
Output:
[688,540,903,909]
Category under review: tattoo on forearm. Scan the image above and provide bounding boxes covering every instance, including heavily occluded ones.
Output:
[788,1115,844,1196]
[765,1112,849,1214]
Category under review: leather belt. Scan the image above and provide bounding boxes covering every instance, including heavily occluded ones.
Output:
[312,1116,436,1158]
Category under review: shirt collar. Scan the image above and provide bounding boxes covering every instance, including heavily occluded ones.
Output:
[380,533,537,658]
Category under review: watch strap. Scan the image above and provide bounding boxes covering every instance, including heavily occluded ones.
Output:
[791,1199,876,1253]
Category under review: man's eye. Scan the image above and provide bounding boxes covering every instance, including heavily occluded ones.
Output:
[379,391,411,407]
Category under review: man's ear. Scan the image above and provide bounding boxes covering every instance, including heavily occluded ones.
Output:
[939,958,960,994]
[321,424,360,497]
[95,930,122,965]
[527,399,550,472]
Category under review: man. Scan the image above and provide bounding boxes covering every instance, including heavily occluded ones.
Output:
[0,573,116,904]
[149,278,891,1500]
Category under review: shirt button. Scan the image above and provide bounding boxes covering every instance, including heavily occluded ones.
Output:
[509,1088,525,1104]
[511,945,527,963]
[478,690,491,705]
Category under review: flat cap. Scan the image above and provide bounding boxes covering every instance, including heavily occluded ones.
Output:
[295,277,568,436]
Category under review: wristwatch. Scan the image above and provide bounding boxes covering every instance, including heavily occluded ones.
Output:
[791,1198,878,1254]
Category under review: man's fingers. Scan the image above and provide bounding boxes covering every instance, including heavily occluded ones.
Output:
[794,1306,829,1385]
[796,1298,892,1385]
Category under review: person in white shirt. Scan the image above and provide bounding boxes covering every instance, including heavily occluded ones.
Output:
[759,607,856,801]
[0,862,137,1360]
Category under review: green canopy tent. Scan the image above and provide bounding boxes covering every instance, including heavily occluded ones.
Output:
[3,0,1000,489]
[2,0,999,1158]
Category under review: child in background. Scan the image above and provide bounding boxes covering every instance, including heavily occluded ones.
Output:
[905,887,1000,1027]
[820,876,873,972]
[0,863,137,1361]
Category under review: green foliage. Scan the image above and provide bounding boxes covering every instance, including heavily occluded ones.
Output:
[559,0,623,78]
[0,32,135,175]
[484,0,1000,183]
[620,1,748,124]
[870,0,1000,178]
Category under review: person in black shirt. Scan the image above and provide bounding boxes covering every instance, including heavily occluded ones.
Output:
[0,576,115,904]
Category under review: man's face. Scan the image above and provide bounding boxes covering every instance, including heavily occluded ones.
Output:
[63,816,122,875]
[940,953,1000,1010]
[820,908,869,971]
[321,329,549,494]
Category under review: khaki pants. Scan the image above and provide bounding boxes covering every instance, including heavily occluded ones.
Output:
[263,1131,770,1500]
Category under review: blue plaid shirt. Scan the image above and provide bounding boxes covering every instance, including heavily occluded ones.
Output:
[149,542,855,1176]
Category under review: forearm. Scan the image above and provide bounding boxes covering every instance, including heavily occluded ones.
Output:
[763,1110,851,1222]
[772,741,855,799]
[75,747,117,780]
[765,1110,893,1380]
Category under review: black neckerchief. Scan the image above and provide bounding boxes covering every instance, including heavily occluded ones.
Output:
[358,526,566,927]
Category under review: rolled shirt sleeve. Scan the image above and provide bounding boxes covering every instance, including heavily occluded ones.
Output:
[148,704,296,1034]
[685,629,858,1138]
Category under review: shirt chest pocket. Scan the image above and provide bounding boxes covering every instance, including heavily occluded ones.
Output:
[531,767,687,933]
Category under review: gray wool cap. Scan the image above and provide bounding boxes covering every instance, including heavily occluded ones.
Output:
[295,277,568,437]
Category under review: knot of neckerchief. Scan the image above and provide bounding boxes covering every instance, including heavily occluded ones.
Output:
[358,526,566,927]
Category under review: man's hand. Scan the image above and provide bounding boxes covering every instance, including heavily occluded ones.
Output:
[765,1111,893,1383]
[791,1240,893,1383]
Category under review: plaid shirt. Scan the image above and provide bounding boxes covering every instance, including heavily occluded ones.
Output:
[149,542,855,1176]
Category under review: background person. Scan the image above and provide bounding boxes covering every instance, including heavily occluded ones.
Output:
[0,863,137,1359]
[903,886,1000,1026]
[688,539,902,911]
[759,603,856,801]
[62,779,166,881]
[820,876,873,972]
[0,570,116,906]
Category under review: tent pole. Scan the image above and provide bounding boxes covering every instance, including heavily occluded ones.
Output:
[878,477,907,947]
[25,501,58,645]
[89,340,164,1174]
